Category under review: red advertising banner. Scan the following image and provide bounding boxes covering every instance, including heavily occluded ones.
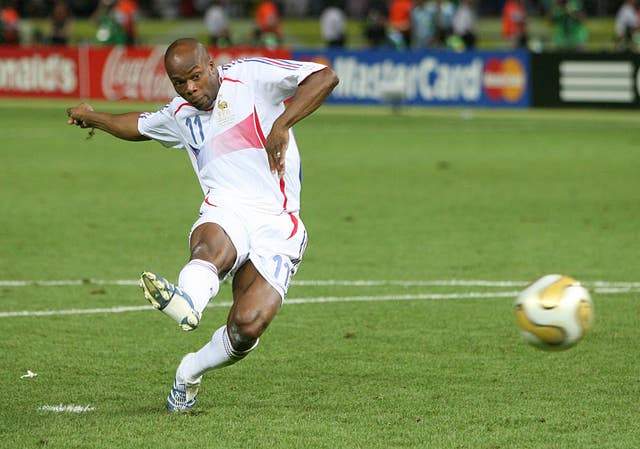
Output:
[0,46,81,97]
[0,46,292,101]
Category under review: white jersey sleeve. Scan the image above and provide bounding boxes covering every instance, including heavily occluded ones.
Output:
[137,101,184,149]
[231,57,328,104]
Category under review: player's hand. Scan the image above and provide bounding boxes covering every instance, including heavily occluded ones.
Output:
[66,103,94,128]
[265,123,289,178]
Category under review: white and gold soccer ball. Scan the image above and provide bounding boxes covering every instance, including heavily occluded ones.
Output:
[514,274,594,351]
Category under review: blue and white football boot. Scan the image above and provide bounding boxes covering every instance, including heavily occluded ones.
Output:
[166,375,202,412]
[166,354,202,412]
[139,271,200,331]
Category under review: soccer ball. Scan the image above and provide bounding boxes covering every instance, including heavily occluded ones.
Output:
[514,274,594,351]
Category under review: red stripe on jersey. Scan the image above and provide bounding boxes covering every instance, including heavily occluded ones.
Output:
[287,213,299,239]
[253,106,288,211]
[279,177,288,210]
[253,106,266,147]
[209,112,264,156]
[174,102,191,115]
[174,102,213,115]
[222,77,243,84]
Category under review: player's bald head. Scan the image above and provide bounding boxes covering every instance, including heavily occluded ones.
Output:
[164,38,210,72]
[164,38,219,110]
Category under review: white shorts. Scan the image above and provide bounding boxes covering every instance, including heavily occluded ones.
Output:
[190,201,308,300]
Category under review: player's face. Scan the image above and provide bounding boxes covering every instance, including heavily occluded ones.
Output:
[167,54,219,110]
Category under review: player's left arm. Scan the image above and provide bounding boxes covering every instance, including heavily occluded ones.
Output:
[266,67,339,177]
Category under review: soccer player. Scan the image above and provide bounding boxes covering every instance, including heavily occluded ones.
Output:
[66,38,338,411]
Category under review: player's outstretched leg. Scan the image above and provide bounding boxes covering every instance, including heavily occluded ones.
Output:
[165,326,259,412]
[166,353,202,412]
[139,271,201,331]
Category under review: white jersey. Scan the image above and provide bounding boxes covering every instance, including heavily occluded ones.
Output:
[138,57,327,214]
[137,98,213,191]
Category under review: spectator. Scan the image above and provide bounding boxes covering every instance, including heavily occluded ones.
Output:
[549,0,588,51]
[204,0,231,47]
[114,0,139,45]
[0,0,20,44]
[502,0,528,48]
[93,0,127,45]
[48,0,74,45]
[388,0,414,49]
[254,0,281,47]
[363,0,388,48]
[411,0,433,48]
[615,0,638,51]
[452,0,477,50]
[433,0,456,46]
[320,1,347,48]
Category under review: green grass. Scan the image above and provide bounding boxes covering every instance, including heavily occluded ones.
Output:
[1,100,640,448]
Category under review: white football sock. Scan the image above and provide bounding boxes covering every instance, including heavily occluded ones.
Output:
[178,325,259,383]
[178,259,220,314]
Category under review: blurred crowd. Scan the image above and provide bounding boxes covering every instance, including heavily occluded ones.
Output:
[1,0,640,52]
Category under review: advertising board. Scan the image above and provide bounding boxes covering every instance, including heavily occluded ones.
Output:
[0,46,292,101]
[531,53,640,108]
[293,49,531,108]
[0,46,80,98]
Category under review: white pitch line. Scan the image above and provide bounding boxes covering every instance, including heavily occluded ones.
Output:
[2,279,640,288]
[39,404,95,413]
[0,279,139,287]
[0,287,638,319]
[285,291,518,304]
[1,305,159,317]
[294,280,530,287]
[0,292,515,318]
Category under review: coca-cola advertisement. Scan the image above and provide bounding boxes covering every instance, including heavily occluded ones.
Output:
[0,46,292,101]
[90,46,175,101]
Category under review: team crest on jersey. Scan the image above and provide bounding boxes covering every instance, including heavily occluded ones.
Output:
[215,94,235,127]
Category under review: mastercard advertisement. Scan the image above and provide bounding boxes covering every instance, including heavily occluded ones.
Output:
[482,56,528,104]
[293,50,531,108]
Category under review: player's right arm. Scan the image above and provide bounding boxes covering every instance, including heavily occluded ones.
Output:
[67,102,150,141]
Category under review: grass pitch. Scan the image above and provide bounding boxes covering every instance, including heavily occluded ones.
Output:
[0,100,639,449]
